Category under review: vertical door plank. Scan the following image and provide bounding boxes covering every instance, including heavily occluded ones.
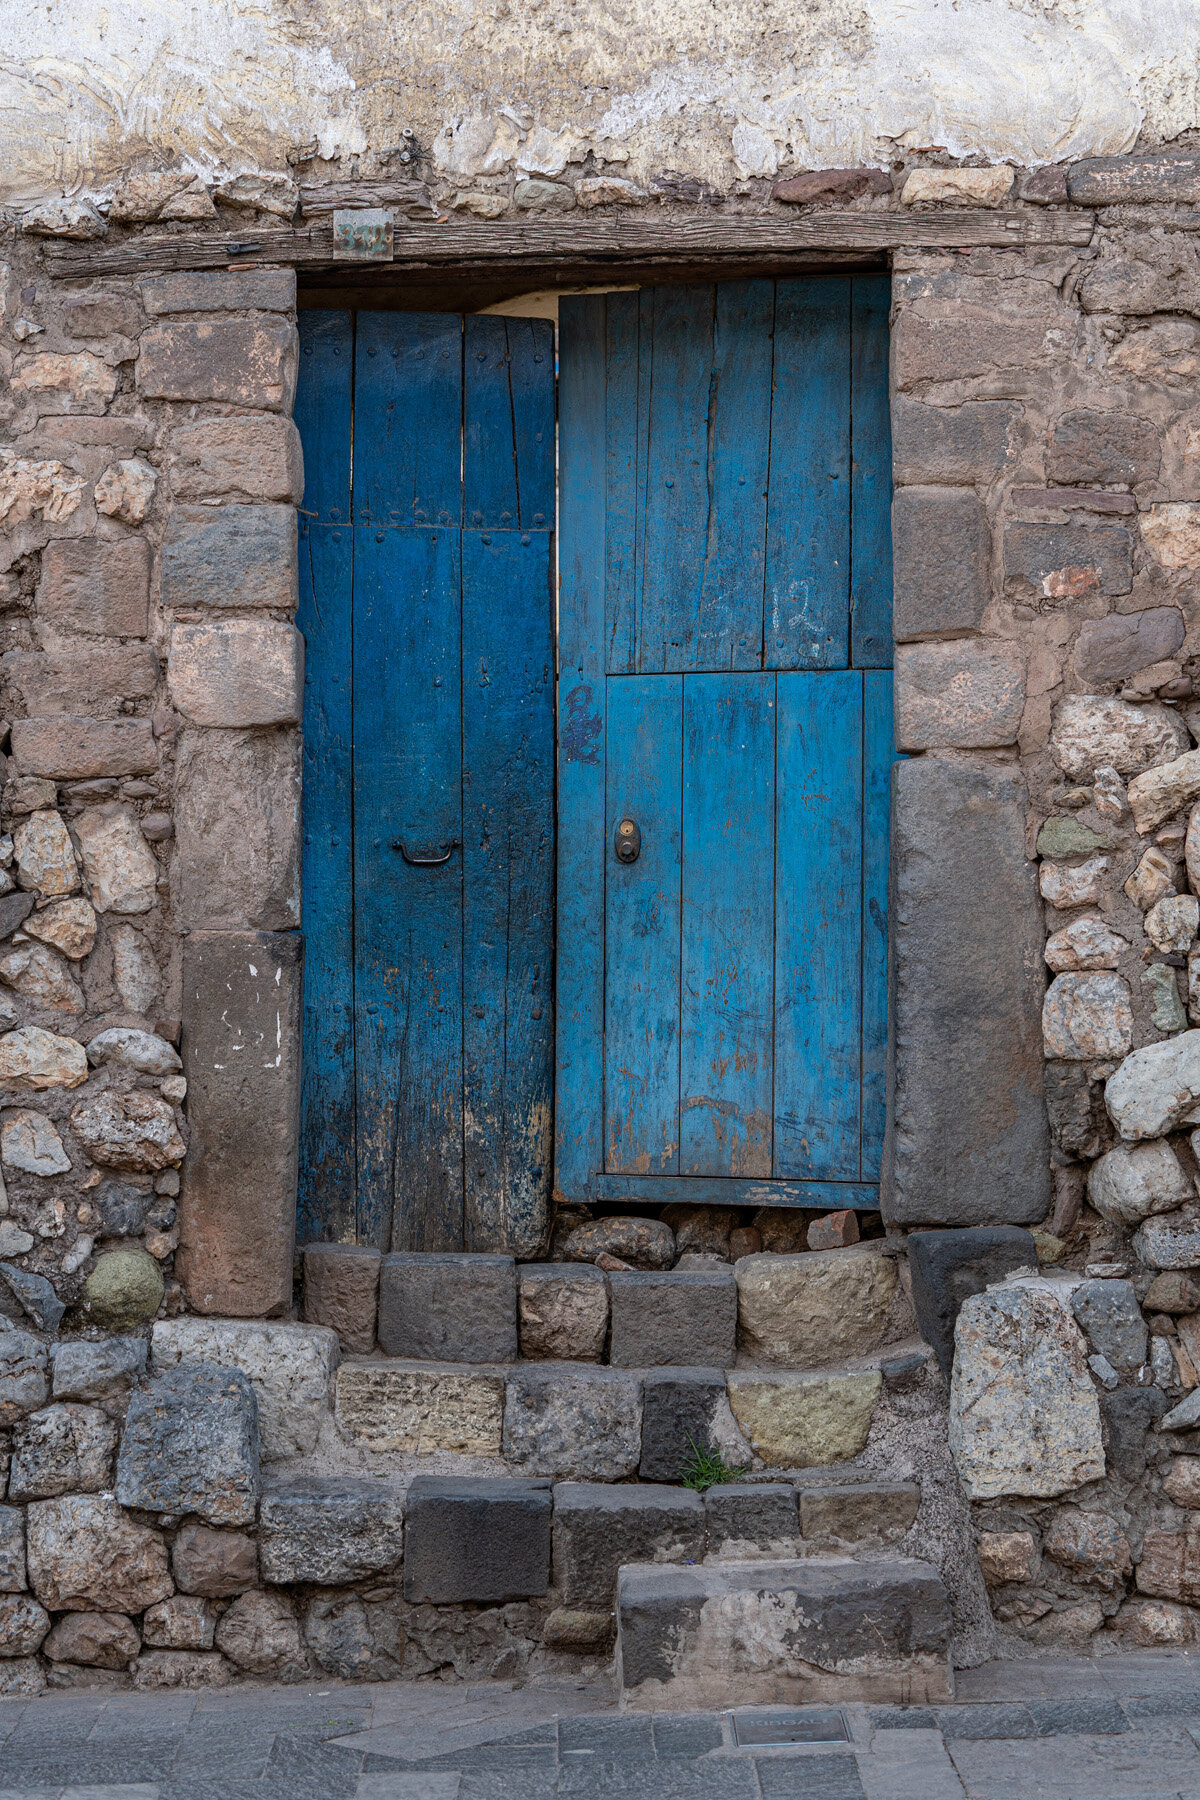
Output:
[862,670,894,1177]
[639,285,714,672]
[353,526,464,1250]
[851,275,894,669]
[701,280,774,670]
[462,529,555,1255]
[679,672,775,1176]
[765,278,852,670]
[556,296,609,1201]
[295,309,352,524]
[464,315,556,531]
[604,675,683,1175]
[604,292,642,675]
[509,316,556,531]
[354,313,463,528]
[773,671,863,1179]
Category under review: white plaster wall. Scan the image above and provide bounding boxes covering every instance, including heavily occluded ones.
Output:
[1,0,1198,207]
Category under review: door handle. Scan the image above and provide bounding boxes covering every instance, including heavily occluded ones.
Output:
[614,818,641,864]
[394,840,457,865]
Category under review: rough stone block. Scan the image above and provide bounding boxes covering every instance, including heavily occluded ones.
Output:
[26,1494,172,1613]
[64,294,141,338]
[0,1506,27,1592]
[0,1332,49,1425]
[0,1594,52,1658]
[10,719,157,780]
[403,1476,551,1603]
[1071,1278,1148,1372]
[259,1477,404,1584]
[72,803,158,913]
[173,728,300,931]
[115,1362,260,1526]
[151,1318,336,1460]
[1068,154,1200,206]
[1050,695,1188,780]
[638,1368,729,1483]
[1047,409,1162,486]
[704,1483,798,1557]
[133,1648,230,1689]
[617,1558,951,1708]
[8,1404,117,1501]
[553,1483,706,1607]
[335,1360,504,1455]
[170,420,304,504]
[161,504,298,610]
[1137,1524,1200,1605]
[734,1245,899,1367]
[171,1523,257,1598]
[142,1594,217,1651]
[907,1227,1038,1375]
[167,620,303,727]
[892,487,990,640]
[608,1269,736,1368]
[894,641,1026,750]
[43,1610,139,1669]
[177,931,302,1318]
[213,1589,305,1677]
[3,647,159,714]
[1003,523,1134,599]
[1074,608,1185,685]
[726,1371,882,1467]
[137,319,296,410]
[378,1252,517,1363]
[884,758,1049,1226]
[798,1481,920,1544]
[518,1262,608,1361]
[302,1243,380,1354]
[140,269,297,315]
[890,398,1018,485]
[503,1365,642,1479]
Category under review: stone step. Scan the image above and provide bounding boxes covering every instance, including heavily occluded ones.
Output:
[617,1556,952,1709]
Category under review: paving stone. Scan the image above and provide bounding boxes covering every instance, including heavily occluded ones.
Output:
[735,1246,899,1366]
[705,1483,798,1556]
[151,1318,337,1461]
[638,1368,730,1483]
[403,1476,551,1604]
[26,1493,172,1612]
[171,1523,257,1598]
[378,1253,517,1363]
[258,1477,405,1584]
[503,1365,642,1479]
[608,1269,736,1367]
[553,1482,705,1608]
[8,1403,117,1500]
[518,1262,608,1362]
[907,1227,1038,1376]
[799,1482,920,1546]
[892,487,989,639]
[161,504,298,611]
[115,1363,260,1526]
[50,1337,146,1402]
[726,1371,882,1467]
[301,1243,380,1354]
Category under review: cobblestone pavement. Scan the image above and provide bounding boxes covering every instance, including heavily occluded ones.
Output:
[6,1653,1200,1799]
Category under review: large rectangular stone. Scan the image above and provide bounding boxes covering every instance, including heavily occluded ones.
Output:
[258,1477,404,1584]
[378,1253,517,1363]
[334,1360,505,1455]
[173,728,300,930]
[1003,523,1134,599]
[175,931,303,1317]
[705,1483,798,1558]
[726,1371,882,1466]
[169,421,304,504]
[1067,154,1200,205]
[553,1482,706,1608]
[503,1365,642,1479]
[403,1476,551,1603]
[161,505,299,610]
[151,1318,336,1460]
[115,1363,260,1527]
[37,538,150,638]
[890,398,1018,485]
[798,1481,920,1545]
[168,620,303,727]
[10,718,157,779]
[608,1270,736,1368]
[3,647,159,714]
[140,270,297,314]
[302,1242,380,1354]
[883,758,1050,1225]
[892,488,990,640]
[137,319,296,409]
[1046,411,1160,487]
[893,641,1026,750]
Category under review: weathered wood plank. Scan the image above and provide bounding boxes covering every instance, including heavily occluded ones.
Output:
[593,1172,880,1209]
[300,180,433,217]
[295,308,353,524]
[355,311,462,526]
[639,285,714,672]
[862,671,896,1179]
[705,280,774,671]
[850,273,894,668]
[464,314,555,530]
[603,291,642,675]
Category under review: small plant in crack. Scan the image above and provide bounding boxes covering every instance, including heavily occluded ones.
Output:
[680,1436,746,1492]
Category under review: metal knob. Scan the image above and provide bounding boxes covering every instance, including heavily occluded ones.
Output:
[614,818,641,864]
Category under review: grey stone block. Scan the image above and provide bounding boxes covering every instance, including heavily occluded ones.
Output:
[1047,409,1162,487]
[302,1243,381,1354]
[141,269,297,315]
[138,319,296,410]
[1044,1061,1106,1162]
[1074,607,1185,684]
[9,1404,117,1501]
[638,1368,728,1483]
[162,505,298,612]
[518,1262,608,1362]
[1101,1387,1166,1481]
[1067,154,1200,206]
[0,1264,63,1334]
[0,1331,48,1426]
[1003,523,1134,597]
[1071,1279,1148,1373]
[378,1253,517,1363]
[403,1476,551,1603]
[115,1362,260,1527]
[704,1483,798,1555]
[892,487,990,640]
[553,1482,706,1608]
[258,1477,404,1584]
[893,641,1026,751]
[891,398,1018,485]
[883,758,1050,1227]
[608,1270,737,1368]
[174,728,301,932]
[51,1337,148,1403]
[0,1505,26,1592]
[799,1482,920,1544]
[907,1227,1039,1376]
[503,1365,643,1479]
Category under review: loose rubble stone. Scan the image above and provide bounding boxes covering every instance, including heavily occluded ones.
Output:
[43,1610,139,1668]
[301,1242,380,1353]
[1050,697,1188,780]
[171,1524,257,1598]
[1126,847,1178,910]
[403,1476,551,1604]
[729,1227,762,1259]
[71,1092,184,1171]
[773,166,891,203]
[213,1591,306,1679]
[0,1224,33,1257]
[1133,1210,1200,1270]
[0,1264,63,1333]
[1042,973,1132,1059]
[1040,856,1108,908]
[0,1507,25,1594]
[22,899,96,962]
[608,1269,736,1367]
[1143,504,1200,571]
[91,1180,147,1238]
[1094,766,1129,821]
[72,805,157,914]
[503,1365,642,1479]
[705,1484,798,1558]
[94,460,156,526]
[110,926,160,1013]
[977,1530,1039,1586]
[85,1029,181,1077]
[798,1482,920,1546]
[378,1253,517,1362]
[0,942,83,1013]
[12,351,117,414]
[335,1362,504,1455]
[9,1404,117,1501]
[726,1371,882,1466]
[735,1246,898,1366]
[116,1363,259,1527]
[51,1337,146,1403]
[948,1282,1105,1498]
[807,1209,860,1250]
[1088,1141,1196,1229]
[894,640,1026,750]
[0,1656,44,1695]
[302,1594,381,1679]
[151,1319,338,1460]
[0,1028,86,1091]
[133,1649,230,1690]
[1137,1526,1200,1605]
[142,1595,216,1651]
[564,1217,675,1269]
[638,1368,734,1483]
[1071,1279,1149,1372]
[27,1494,172,1612]
[1164,1459,1200,1509]
[13,813,78,898]
[0,1332,49,1424]
[1116,1599,1199,1648]
[259,1478,405,1585]
[1129,752,1200,835]
[1043,1508,1132,1590]
[0,458,84,528]
[1044,916,1126,972]
[907,1227,1039,1376]
[554,1483,706,1607]
[1106,1031,1200,1140]
[0,896,34,945]
[1102,1387,1166,1480]
[518,1263,608,1362]
[83,1250,164,1329]
[1148,895,1200,952]
[1035,817,1114,859]
[1075,608,1185,684]
[1146,961,1188,1032]
[1145,1272,1200,1313]
[660,1204,736,1258]
[1161,1388,1200,1431]
[0,1594,51,1658]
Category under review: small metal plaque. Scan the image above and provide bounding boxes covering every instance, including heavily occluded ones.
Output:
[332,208,394,261]
[732,1707,848,1746]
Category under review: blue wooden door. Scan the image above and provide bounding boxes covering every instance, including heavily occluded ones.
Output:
[558,277,895,1211]
[294,311,555,1255]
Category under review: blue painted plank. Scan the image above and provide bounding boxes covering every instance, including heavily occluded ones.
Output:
[701,280,774,670]
[594,1173,879,1210]
[862,671,895,1178]
[508,315,555,531]
[352,525,464,1250]
[462,527,555,1255]
[679,672,776,1177]
[639,285,715,673]
[773,671,863,1180]
[295,310,352,524]
[463,314,555,531]
[604,291,642,674]
[556,295,610,1202]
[604,674,683,1175]
[354,312,463,527]
[765,278,852,670]
[851,274,894,669]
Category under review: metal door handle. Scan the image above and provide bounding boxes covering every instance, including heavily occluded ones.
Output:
[394,840,457,865]
[614,818,641,864]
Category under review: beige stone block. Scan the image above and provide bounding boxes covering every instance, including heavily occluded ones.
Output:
[173,729,300,929]
[170,417,304,502]
[894,641,1026,750]
[977,1529,1039,1585]
[726,1370,882,1467]
[902,167,1014,207]
[23,898,97,961]
[0,1027,87,1090]
[14,812,79,897]
[334,1360,505,1456]
[168,621,302,728]
[1144,504,1200,571]
[1041,973,1133,1060]
[1137,1524,1200,1604]
[94,459,157,526]
[0,457,85,526]
[734,1246,898,1367]
[137,320,296,410]
[11,353,118,415]
[11,719,156,781]
[1129,750,1200,835]
[72,805,158,914]
[3,647,158,715]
